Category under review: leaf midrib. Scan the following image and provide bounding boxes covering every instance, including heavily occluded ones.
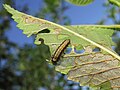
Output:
[21,13,120,60]
[50,22,120,61]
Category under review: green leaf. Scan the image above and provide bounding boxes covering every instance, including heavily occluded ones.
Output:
[4,4,120,89]
[65,0,94,6]
[98,81,112,90]
[108,0,120,7]
[19,62,26,70]
[57,51,120,89]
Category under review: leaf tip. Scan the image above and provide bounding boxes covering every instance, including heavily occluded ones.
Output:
[3,4,9,9]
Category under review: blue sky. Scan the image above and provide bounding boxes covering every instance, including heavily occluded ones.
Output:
[5,0,108,46]
[65,0,106,24]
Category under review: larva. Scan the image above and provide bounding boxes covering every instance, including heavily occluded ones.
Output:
[52,39,70,65]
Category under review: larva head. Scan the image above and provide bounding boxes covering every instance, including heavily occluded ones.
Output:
[51,55,59,65]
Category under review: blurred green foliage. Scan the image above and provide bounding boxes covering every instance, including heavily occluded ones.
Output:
[101,1,120,55]
[0,0,21,90]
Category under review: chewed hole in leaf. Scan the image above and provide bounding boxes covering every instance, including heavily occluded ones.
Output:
[65,47,72,54]
[92,47,101,52]
[39,38,44,44]
[38,29,50,33]
[74,48,85,54]
[112,46,115,50]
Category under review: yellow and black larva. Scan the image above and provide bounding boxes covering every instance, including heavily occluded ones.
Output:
[52,39,70,65]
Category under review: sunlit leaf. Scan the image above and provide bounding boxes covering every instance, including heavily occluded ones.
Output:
[65,0,94,6]
[4,4,120,89]
[108,0,120,7]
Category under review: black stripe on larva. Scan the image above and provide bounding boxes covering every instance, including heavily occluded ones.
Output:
[52,39,70,65]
